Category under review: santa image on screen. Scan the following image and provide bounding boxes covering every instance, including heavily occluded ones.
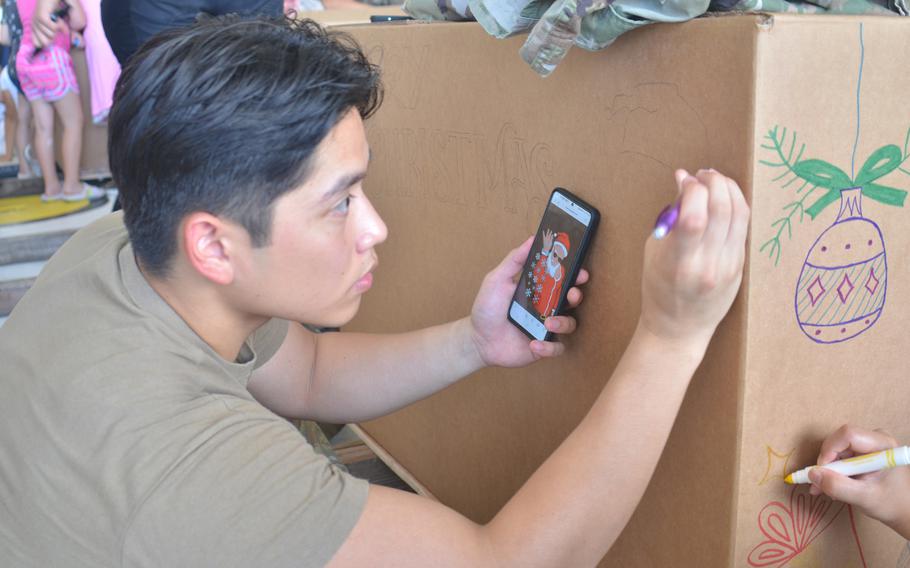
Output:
[531,230,571,318]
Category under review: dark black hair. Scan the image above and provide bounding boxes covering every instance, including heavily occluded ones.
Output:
[108,15,382,278]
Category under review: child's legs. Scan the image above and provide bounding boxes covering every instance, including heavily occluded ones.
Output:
[52,91,83,194]
[0,90,19,164]
[16,44,81,193]
[30,98,60,196]
[15,95,34,177]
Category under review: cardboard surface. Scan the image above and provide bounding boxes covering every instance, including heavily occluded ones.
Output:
[343,15,910,566]
[739,16,910,567]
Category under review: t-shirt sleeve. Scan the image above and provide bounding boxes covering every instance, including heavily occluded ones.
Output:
[120,400,368,567]
[249,318,290,369]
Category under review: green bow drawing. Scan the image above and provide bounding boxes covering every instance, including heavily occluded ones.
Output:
[796,144,908,219]
[759,127,910,266]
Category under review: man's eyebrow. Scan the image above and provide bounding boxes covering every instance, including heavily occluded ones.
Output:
[321,170,367,203]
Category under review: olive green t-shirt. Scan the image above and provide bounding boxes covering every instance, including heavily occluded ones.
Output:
[0,213,368,567]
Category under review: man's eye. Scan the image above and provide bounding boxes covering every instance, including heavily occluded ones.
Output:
[334,196,351,213]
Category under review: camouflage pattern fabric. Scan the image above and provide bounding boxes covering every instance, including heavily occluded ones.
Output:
[403,0,474,20]
[520,0,711,75]
[725,0,899,13]
[403,0,905,76]
[517,0,615,76]
[469,0,542,36]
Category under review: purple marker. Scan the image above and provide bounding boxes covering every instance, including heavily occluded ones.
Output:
[652,203,680,240]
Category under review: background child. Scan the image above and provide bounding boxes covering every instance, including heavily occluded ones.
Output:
[1,0,39,179]
[16,0,99,201]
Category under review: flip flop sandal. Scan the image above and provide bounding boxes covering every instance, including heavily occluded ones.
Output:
[62,184,106,202]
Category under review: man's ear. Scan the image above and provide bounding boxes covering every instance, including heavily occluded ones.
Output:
[182,212,240,286]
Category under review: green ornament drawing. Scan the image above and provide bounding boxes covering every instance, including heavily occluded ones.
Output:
[760,127,910,266]
[757,23,910,346]
[759,24,910,266]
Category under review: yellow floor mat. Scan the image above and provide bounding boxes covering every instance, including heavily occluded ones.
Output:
[0,193,108,226]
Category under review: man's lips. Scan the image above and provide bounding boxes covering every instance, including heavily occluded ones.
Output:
[353,260,378,292]
[354,272,373,291]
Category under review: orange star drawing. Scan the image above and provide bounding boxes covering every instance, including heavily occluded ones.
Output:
[758,445,795,485]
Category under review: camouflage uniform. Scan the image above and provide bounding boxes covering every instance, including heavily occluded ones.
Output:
[519,0,711,75]
[404,0,905,76]
[403,0,474,20]
[723,0,902,14]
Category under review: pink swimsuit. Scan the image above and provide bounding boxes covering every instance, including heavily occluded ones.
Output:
[15,0,80,102]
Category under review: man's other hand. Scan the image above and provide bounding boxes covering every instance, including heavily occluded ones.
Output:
[469,236,590,367]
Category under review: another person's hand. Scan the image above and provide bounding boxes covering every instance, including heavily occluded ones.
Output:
[32,0,66,49]
[808,424,910,540]
[638,169,749,347]
[469,237,590,367]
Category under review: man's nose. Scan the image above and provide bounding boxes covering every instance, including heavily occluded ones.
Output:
[356,195,388,253]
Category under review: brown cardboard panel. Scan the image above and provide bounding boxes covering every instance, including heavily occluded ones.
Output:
[738,16,910,567]
[346,14,910,566]
[345,17,758,566]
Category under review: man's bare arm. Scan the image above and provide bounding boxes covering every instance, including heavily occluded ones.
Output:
[329,325,710,566]
[248,317,483,423]
[328,169,749,566]
[249,245,589,423]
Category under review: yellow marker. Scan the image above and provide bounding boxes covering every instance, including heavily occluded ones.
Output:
[784,446,910,484]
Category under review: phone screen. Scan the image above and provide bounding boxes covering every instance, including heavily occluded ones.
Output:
[509,189,598,341]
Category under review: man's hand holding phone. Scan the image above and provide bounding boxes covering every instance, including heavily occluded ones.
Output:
[468,236,590,368]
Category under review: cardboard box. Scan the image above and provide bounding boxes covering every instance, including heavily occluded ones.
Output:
[343,15,910,566]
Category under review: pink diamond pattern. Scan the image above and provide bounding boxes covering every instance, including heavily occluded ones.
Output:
[865,267,880,295]
[807,276,826,306]
[837,274,854,303]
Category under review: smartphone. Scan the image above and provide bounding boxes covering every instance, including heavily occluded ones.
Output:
[508,188,600,341]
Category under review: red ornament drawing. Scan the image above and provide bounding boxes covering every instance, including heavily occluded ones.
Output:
[747,486,866,567]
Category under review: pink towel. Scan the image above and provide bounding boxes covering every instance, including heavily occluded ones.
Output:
[82,0,120,123]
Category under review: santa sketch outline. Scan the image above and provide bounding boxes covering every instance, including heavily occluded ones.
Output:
[530,229,571,319]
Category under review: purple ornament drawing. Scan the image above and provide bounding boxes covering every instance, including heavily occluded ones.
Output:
[794,188,886,344]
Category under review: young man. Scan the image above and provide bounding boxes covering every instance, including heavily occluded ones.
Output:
[0,15,750,567]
